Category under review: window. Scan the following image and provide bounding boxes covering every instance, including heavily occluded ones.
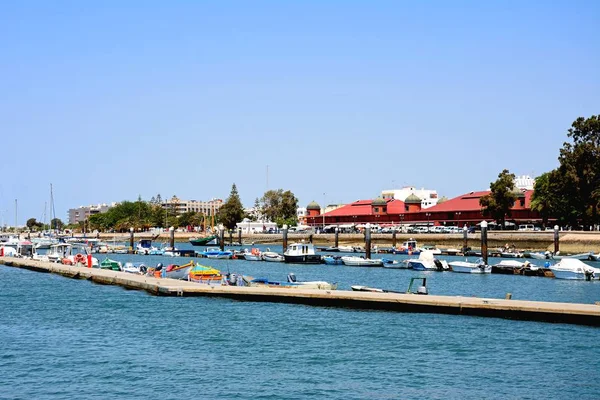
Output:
[374,207,379,212]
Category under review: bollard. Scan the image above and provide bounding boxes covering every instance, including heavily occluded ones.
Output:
[481,221,488,266]
[365,223,372,259]
[238,227,242,245]
[169,226,175,249]
[392,229,397,248]
[87,254,92,268]
[219,228,225,251]
[129,228,134,254]
[505,293,512,300]
[553,225,559,254]
[334,227,339,248]
[463,225,468,254]
[282,225,288,253]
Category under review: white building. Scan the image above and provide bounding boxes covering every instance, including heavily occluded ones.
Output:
[381,187,439,209]
[236,218,278,234]
[514,175,535,191]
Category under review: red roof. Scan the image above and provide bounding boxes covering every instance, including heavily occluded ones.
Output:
[324,198,406,216]
[426,190,533,213]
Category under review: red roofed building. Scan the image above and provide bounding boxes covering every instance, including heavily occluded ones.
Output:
[306,190,544,228]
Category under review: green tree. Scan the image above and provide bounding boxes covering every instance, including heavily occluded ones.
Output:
[50,218,64,231]
[26,218,43,231]
[479,169,517,229]
[260,189,299,226]
[556,115,600,228]
[530,172,553,227]
[218,184,245,230]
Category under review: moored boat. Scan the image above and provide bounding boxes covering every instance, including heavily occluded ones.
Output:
[322,255,343,265]
[406,251,448,271]
[100,257,122,271]
[449,259,491,274]
[262,251,284,262]
[122,262,146,274]
[164,261,195,280]
[246,273,337,290]
[189,263,222,282]
[199,247,233,259]
[242,248,262,261]
[341,256,384,267]
[549,258,600,280]
[189,235,219,246]
[393,239,421,255]
[283,243,322,264]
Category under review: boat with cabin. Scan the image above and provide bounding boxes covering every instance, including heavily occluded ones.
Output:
[393,239,421,255]
[283,243,322,264]
[406,251,448,271]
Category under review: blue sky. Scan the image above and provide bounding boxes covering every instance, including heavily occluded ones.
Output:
[1,1,599,225]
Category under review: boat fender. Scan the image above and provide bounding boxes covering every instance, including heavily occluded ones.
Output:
[74,253,86,264]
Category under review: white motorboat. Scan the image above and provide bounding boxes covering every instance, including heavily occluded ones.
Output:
[47,243,99,266]
[549,258,600,280]
[136,239,159,255]
[449,259,491,274]
[529,251,551,260]
[551,252,594,261]
[341,256,384,267]
[382,259,410,269]
[420,245,442,255]
[262,251,284,262]
[284,243,322,264]
[337,245,355,252]
[406,251,448,271]
[123,262,147,274]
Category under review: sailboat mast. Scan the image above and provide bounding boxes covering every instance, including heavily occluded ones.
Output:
[50,183,56,233]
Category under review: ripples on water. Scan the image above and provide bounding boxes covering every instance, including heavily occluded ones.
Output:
[2,246,600,399]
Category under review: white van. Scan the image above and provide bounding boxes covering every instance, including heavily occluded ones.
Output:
[518,224,535,231]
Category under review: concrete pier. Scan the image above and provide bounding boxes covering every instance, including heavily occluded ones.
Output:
[2,257,599,326]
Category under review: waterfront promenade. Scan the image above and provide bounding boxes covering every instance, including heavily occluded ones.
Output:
[3,256,599,326]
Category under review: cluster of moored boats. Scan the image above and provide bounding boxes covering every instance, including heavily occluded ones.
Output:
[2,234,600,281]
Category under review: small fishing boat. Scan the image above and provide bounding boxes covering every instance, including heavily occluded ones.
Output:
[382,259,410,269]
[122,262,146,274]
[164,261,195,280]
[136,239,159,255]
[549,258,600,280]
[491,260,531,275]
[393,239,421,255]
[420,245,442,255]
[337,245,354,252]
[200,247,233,259]
[262,251,284,262]
[189,235,219,246]
[449,259,491,274]
[189,263,222,282]
[341,256,384,267]
[322,255,343,265]
[100,258,122,271]
[246,273,337,290]
[283,243,322,264]
[242,248,262,261]
[351,277,429,294]
[406,251,448,271]
[551,252,594,261]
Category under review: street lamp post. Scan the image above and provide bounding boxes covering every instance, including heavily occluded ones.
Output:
[456,211,462,227]
[426,213,431,229]
[400,214,404,232]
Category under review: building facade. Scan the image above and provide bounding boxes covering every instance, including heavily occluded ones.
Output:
[381,186,439,209]
[68,203,115,224]
[305,190,544,228]
[161,196,223,215]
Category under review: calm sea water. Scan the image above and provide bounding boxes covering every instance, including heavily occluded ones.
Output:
[2,244,600,399]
